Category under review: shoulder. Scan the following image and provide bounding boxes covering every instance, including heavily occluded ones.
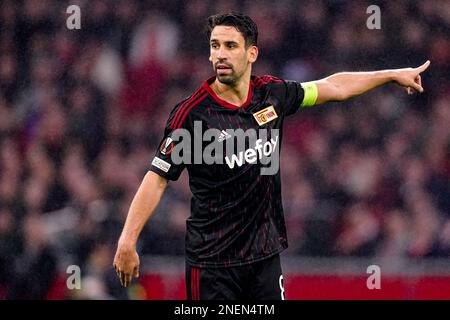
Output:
[252,75,293,101]
[168,85,209,130]
[251,74,285,89]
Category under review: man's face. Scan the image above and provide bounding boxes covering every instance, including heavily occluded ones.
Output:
[209,25,258,85]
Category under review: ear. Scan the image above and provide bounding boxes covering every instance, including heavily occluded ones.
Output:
[248,46,258,63]
[209,56,212,62]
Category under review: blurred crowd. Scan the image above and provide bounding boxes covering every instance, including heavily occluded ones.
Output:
[0,0,449,299]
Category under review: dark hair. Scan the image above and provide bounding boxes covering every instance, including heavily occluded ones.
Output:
[206,13,258,47]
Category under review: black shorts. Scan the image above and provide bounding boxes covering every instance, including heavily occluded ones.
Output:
[186,254,285,300]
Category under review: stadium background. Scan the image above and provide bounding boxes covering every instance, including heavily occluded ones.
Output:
[0,0,449,299]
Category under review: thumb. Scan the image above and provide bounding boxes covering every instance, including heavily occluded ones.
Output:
[416,60,431,73]
[411,81,423,93]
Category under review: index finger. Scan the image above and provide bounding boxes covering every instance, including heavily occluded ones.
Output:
[416,60,430,73]
[123,273,132,287]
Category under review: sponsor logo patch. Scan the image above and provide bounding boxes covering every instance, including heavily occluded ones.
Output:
[151,157,171,172]
[253,105,278,126]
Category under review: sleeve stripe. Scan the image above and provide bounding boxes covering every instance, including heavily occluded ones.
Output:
[300,82,318,108]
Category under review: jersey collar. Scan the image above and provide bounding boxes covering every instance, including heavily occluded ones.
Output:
[202,76,253,110]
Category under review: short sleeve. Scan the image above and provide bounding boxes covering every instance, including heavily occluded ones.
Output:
[282,80,306,116]
[254,75,307,117]
[149,106,187,181]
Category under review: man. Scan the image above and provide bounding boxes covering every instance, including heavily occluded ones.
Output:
[113,13,430,300]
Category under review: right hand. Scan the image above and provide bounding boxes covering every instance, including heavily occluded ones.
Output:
[392,60,431,95]
[113,241,140,288]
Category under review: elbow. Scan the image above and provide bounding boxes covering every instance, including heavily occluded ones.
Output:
[331,82,348,101]
[322,77,348,102]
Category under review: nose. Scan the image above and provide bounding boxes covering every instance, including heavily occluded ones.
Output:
[216,46,227,60]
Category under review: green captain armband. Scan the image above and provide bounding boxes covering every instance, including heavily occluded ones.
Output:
[300,82,318,108]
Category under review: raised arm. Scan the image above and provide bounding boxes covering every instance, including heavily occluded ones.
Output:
[305,60,431,106]
[113,171,168,287]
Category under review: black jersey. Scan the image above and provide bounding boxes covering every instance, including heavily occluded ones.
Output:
[149,75,306,268]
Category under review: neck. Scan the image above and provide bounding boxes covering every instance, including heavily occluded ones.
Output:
[210,74,251,107]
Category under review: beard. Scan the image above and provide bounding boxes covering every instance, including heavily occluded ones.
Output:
[216,73,236,85]
[214,63,238,85]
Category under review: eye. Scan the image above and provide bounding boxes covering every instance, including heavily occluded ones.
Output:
[211,43,219,49]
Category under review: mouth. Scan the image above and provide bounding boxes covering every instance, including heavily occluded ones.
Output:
[216,63,232,75]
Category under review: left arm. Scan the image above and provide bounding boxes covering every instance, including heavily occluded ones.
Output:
[304,60,430,106]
